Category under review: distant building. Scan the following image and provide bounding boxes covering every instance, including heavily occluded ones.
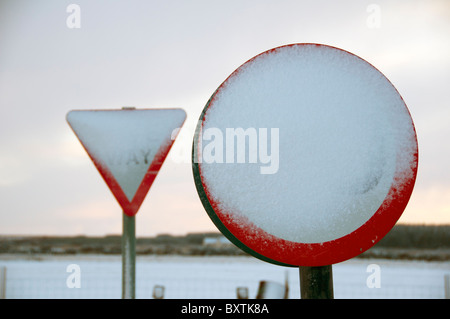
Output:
[203,236,232,246]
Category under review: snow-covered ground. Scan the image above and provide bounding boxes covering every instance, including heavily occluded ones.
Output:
[0,255,448,299]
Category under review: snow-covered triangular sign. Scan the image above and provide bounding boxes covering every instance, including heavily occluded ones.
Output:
[67,108,186,216]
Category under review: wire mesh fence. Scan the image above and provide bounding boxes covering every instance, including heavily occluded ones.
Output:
[0,255,448,299]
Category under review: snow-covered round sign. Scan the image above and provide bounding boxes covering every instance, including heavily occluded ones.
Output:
[192,44,418,267]
[67,108,186,217]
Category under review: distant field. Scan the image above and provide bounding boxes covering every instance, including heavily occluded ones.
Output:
[1,225,449,261]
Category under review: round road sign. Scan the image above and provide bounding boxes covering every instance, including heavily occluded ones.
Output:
[192,43,418,266]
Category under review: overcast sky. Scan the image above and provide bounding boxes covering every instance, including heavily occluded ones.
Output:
[0,0,449,237]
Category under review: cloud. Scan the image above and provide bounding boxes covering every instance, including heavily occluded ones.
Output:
[401,186,450,224]
[1,0,449,237]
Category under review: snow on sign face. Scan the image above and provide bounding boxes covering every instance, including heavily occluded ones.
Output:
[67,108,186,216]
[192,44,418,267]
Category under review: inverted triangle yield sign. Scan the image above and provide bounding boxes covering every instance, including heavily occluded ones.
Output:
[66,108,186,216]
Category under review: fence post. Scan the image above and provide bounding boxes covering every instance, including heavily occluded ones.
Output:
[445,274,450,299]
[0,266,6,299]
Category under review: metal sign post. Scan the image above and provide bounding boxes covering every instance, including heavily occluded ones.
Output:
[299,265,334,299]
[67,107,186,299]
[122,213,136,299]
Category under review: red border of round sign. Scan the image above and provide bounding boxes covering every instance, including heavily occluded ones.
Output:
[195,43,419,266]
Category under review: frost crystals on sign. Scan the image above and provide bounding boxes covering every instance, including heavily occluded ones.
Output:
[67,108,186,216]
